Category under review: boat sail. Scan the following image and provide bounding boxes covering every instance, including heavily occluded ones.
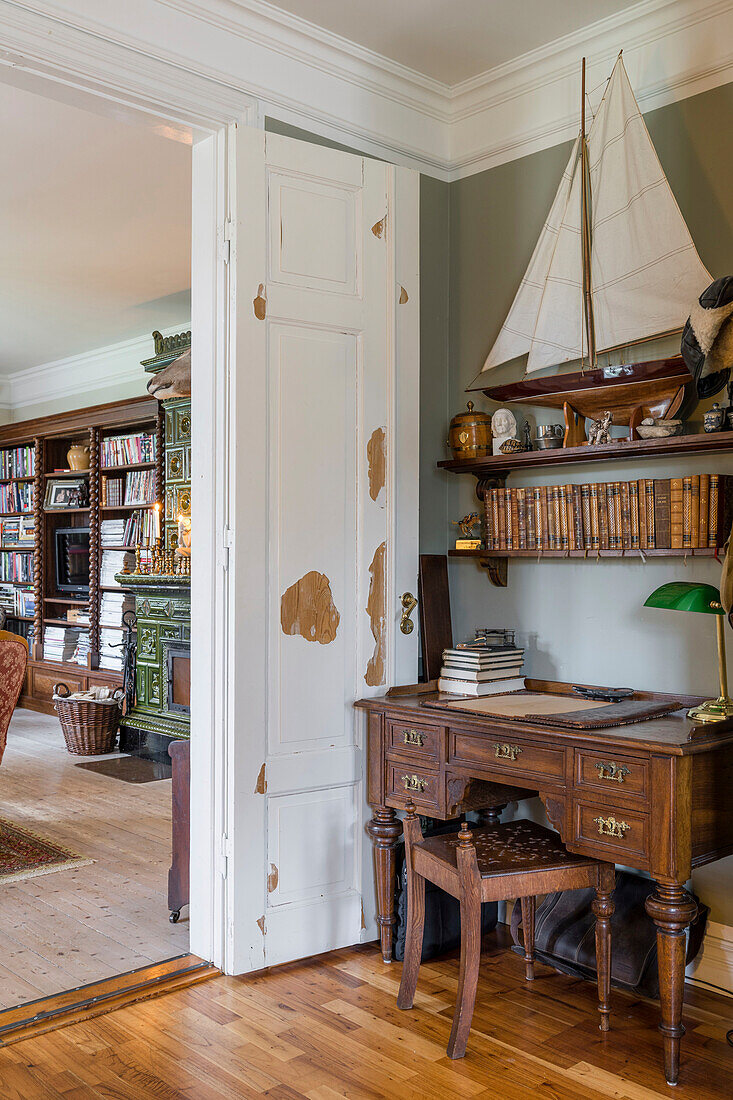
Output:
[481,54,711,379]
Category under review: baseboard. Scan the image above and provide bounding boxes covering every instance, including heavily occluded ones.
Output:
[686,921,733,998]
[0,954,218,1046]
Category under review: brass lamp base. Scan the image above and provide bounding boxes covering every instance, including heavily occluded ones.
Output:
[687,696,733,723]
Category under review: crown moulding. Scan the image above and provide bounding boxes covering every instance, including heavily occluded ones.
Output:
[1,0,730,180]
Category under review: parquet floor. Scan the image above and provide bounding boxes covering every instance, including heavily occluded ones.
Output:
[1,936,730,1098]
[0,709,188,1007]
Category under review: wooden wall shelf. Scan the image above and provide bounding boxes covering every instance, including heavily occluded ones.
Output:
[438,430,733,477]
[451,547,721,560]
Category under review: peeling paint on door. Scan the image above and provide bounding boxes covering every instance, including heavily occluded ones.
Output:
[399,285,409,304]
[365,541,386,686]
[371,215,386,239]
[281,570,340,644]
[254,763,267,794]
[367,427,386,503]
[267,863,279,893]
[253,283,267,319]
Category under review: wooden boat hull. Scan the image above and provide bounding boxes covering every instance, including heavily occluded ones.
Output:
[471,357,692,426]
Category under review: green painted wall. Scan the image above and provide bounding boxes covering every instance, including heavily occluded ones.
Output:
[444,81,733,924]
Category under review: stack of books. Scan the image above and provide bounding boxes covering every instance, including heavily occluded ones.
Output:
[100,549,135,586]
[484,474,732,552]
[0,583,15,616]
[123,509,156,546]
[438,642,525,696]
[100,591,135,628]
[0,445,35,478]
[99,628,124,671]
[43,625,80,663]
[72,631,91,667]
[101,518,126,547]
[101,476,124,506]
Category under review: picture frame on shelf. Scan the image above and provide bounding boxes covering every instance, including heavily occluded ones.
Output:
[45,478,88,510]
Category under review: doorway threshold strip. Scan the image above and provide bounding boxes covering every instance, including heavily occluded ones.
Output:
[0,816,93,884]
[0,954,218,1046]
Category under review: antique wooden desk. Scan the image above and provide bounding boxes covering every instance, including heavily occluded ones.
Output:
[356,679,733,1086]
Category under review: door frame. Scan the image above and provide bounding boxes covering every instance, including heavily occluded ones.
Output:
[0,16,420,974]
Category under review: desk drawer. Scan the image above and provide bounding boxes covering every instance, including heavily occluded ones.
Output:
[386,720,443,761]
[574,749,648,803]
[450,730,566,783]
[572,799,650,866]
[387,762,442,814]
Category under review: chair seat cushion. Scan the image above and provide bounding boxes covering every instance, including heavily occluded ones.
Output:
[417,819,598,878]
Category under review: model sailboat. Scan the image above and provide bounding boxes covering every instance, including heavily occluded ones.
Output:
[472,54,711,438]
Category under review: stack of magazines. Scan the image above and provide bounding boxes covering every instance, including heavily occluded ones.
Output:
[439,633,524,696]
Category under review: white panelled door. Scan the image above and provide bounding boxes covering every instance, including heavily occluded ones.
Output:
[228,127,419,972]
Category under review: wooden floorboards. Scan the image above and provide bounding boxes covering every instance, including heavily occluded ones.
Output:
[0,709,188,1007]
[0,937,730,1098]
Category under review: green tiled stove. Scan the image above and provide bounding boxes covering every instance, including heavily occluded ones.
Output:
[118,330,192,761]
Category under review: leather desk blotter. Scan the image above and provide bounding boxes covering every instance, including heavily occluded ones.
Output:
[422,692,683,729]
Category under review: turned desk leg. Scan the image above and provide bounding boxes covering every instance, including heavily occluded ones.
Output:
[645,882,698,1086]
[366,805,402,963]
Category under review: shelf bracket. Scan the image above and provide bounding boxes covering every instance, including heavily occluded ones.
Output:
[478,555,508,587]
[474,474,508,587]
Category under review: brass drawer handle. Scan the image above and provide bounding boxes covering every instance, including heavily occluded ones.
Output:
[402,729,424,747]
[594,815,630,839]
[402,774,427,793]
[494,743,522,762]
[594,761,630,784]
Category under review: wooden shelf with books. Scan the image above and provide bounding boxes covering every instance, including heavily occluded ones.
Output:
[450,471,731,588]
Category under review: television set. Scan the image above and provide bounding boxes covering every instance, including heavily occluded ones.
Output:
[55,528,90,595]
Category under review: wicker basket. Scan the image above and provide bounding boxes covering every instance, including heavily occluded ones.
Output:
[53,683,123,756]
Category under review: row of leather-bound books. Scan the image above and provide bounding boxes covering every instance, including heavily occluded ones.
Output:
[483,475,732,552]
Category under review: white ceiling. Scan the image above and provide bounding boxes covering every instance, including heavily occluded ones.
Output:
[264,0,641,85]
[0,81,191,376]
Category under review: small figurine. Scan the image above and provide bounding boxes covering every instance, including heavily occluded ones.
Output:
[491,408,518,455]
[453,513,480,540]
[522,421,532,452]
[704,402,726,433]
[588,410,613,445]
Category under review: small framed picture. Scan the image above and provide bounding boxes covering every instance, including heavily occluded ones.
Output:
[45,478,87,510]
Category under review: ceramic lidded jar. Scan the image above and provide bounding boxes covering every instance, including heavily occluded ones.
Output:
[67,441,91,470]
[703,403,726,433]
[448,402,492,459]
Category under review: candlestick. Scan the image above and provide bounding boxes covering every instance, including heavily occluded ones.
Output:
[153,502,161,541]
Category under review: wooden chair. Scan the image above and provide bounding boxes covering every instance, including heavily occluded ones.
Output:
[0,630,28,766]
[397,803,615,1059]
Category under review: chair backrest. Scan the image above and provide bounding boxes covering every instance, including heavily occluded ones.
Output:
[0,630,29,765]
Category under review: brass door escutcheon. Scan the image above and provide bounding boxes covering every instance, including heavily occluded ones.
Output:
[400,592,417,635]
[402,774,426,792]
[594,815,630,839]
[494,743,522,761]
[595,761,630,783]
[402,729,424,746]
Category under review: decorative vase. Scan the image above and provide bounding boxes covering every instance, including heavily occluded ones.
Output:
[67,442,90,470]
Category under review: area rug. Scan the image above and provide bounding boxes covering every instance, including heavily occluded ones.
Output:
[0,817,93,884]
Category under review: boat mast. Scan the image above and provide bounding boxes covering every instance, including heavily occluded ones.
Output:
[580,57,596,367]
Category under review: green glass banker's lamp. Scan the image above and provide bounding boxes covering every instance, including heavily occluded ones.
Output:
[644,581,733,723]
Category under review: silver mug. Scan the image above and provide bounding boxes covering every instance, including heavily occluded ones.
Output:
[536,424,563,450]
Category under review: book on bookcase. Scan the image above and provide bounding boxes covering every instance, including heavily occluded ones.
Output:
[484,475,733,553]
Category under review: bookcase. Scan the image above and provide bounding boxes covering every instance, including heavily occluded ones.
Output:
[0,396,162,714]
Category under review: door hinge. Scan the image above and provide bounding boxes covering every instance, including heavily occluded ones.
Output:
[221,219,234,264]
[219,833,233,879]
[219,526,233,571]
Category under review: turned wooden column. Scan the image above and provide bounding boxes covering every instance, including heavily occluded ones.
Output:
[645,882,698,1086]
[365,805,402,963]
[478,804,507,826]
[31,436,44,661]
[592,864,616,1033]
[88,427,100,669]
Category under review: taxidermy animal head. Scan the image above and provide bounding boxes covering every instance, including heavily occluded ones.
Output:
[147,348,191,400]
